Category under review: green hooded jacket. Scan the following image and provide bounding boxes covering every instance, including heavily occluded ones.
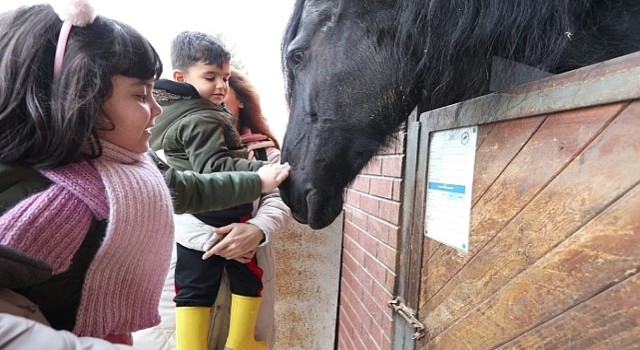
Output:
[150,79,268,173]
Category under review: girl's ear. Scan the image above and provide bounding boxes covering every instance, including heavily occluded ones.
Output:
[173,70,185,82]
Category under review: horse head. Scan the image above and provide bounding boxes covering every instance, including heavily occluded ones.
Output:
[280,0,640,229]
[279,0,415,228]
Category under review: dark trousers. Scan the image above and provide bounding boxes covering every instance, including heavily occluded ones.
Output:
[173,243,263,307]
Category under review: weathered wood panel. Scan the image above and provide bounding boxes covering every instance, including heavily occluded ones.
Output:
[471,117,545,206]
[420,103,623,310]
[416,100,640,349]
[420,115,547,307]
[430,182,640,348]
[499,273,640,349]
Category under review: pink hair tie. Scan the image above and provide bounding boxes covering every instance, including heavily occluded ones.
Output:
[53,0,97,79]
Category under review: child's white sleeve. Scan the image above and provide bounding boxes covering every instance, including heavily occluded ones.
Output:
[173,214,221,252]
[0,314,136,349]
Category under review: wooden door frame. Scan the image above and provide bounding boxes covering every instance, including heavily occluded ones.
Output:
[392,51,640,349]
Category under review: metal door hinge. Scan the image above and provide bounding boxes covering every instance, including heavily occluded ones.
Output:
[388,296,426,340]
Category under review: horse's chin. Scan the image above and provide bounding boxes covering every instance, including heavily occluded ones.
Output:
[305,189,344,230]
[279,172,344,229]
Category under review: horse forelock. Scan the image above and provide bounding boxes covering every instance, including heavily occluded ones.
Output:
[282,0,398,107]
[282,0,307,105]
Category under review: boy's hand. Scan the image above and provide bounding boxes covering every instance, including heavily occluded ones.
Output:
[257,162,290,193]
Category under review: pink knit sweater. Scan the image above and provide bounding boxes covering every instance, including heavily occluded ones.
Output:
[0,141,174,339]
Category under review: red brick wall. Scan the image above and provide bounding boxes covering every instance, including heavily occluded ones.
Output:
[337,132,405,350]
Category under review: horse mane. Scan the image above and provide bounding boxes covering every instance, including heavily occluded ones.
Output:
[280,0,640,141]
[397,0,640,112]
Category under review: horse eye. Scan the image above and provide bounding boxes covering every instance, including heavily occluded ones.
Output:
[289,50,305,67]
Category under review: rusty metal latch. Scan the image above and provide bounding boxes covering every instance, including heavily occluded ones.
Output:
[388,296,426,340]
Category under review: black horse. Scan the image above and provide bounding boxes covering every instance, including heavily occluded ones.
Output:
[279,0,640,229]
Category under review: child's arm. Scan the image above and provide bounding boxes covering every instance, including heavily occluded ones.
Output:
[148,150,289,214]
[165,169,261,214]
[0,314,134,349]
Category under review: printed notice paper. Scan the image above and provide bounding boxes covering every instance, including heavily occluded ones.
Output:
[424,126,477,253]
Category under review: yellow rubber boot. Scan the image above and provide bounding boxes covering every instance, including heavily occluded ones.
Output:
[224,294,268,350]
[176,306,211,350]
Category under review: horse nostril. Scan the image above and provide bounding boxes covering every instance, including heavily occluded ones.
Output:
[309,112,318,123]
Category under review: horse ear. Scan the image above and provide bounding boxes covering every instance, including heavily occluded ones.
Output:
[173,69,185,83]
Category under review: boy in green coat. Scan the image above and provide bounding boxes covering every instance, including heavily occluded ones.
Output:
[150,31,271,350]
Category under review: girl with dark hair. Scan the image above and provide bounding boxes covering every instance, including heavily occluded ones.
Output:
[0,3,169,344]
[0,2,289,347]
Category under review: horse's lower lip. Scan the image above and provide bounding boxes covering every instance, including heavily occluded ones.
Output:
[306,189,343,229]
[279,178,308,224]
[280,177,343,229]
[291,211,308,225]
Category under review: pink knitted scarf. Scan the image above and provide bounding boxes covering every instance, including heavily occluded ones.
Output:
[0,141,174,339]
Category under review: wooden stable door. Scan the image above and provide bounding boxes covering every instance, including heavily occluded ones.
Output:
[394,52,640,349]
